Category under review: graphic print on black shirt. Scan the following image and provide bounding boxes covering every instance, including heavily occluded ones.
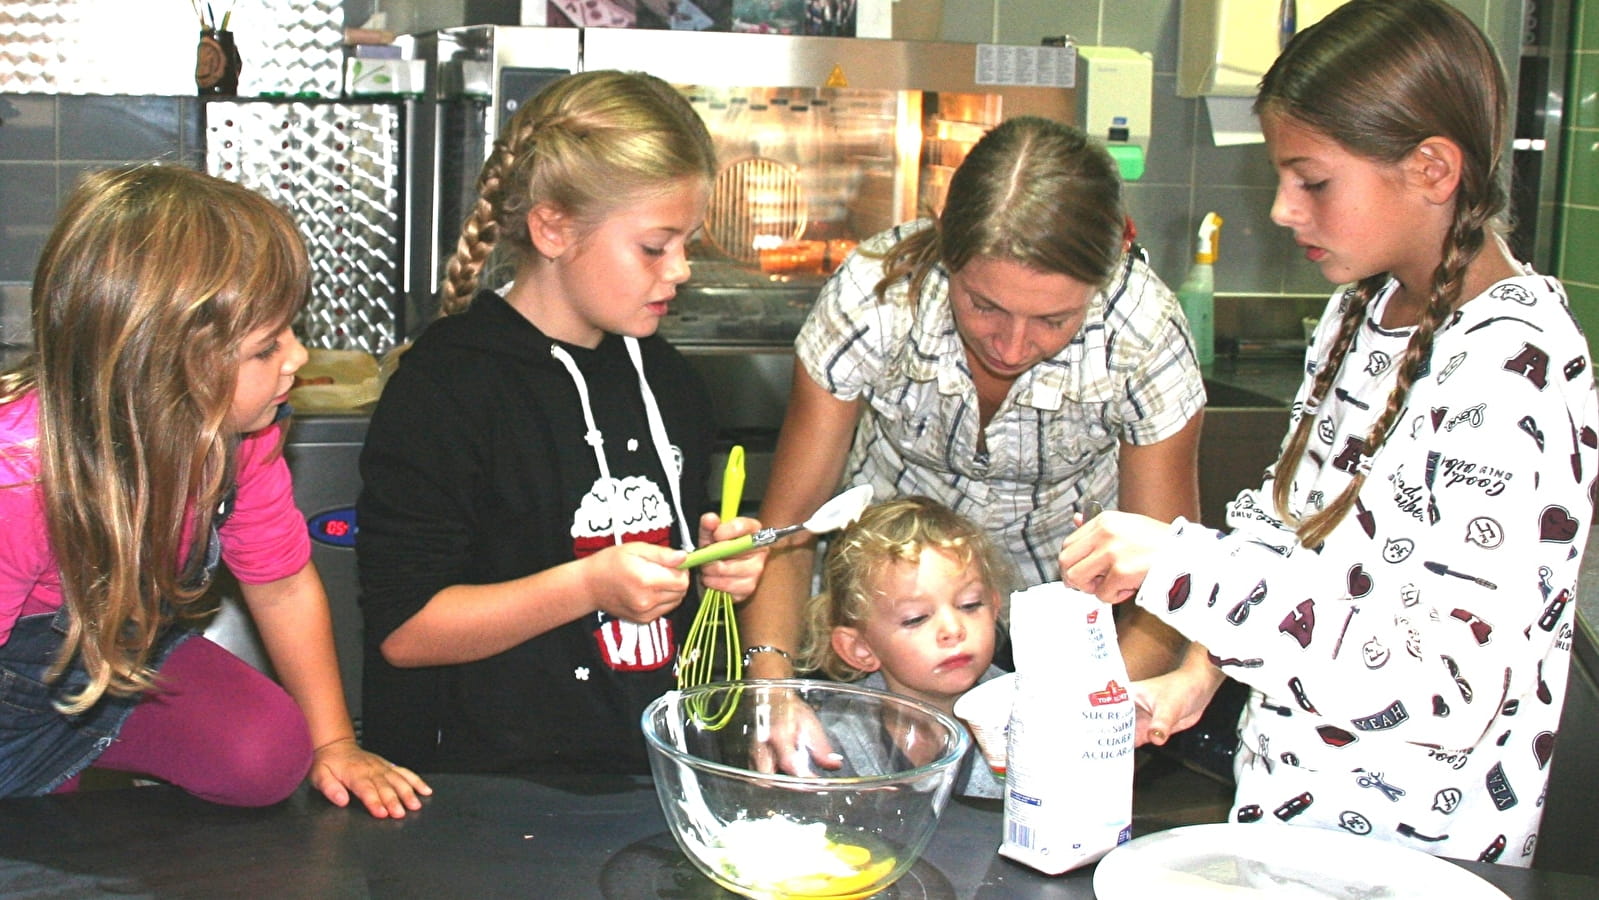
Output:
[571,472,677,672]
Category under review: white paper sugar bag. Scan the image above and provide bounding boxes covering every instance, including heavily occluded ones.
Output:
[998,581,1135,874]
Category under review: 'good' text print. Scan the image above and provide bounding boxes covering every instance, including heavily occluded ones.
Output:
[1435,456,1511,496]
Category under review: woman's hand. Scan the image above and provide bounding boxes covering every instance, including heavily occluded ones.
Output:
[1130,644,1226,747]
[1057,510,1172,604]
[307,737,432,818]
[697,513,767,601]
[749,688,844,777]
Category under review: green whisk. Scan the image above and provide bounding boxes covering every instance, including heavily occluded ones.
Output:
[678,446,745,727]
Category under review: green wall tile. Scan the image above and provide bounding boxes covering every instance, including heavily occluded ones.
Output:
[1565,129,1599,208]
[1560,206,1599,286]
[1575,52,1599,131]
[1583,1,1599,52]
[1565,282,1599,361]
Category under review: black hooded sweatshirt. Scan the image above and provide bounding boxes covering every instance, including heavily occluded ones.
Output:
[356,291,713,774]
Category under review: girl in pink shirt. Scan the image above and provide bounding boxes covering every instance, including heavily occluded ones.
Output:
[0,165,428,815]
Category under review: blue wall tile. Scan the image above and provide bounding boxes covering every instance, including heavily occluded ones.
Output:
[1126,182,1197,287]
[1102,0,1182,73]
[1192,184,1289,294]
[0,96,56,161]
[59,95,186,162]
[0,163,57,282]
[1142,72,1197,187]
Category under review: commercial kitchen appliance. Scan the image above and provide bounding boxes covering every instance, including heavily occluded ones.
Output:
[202,413,369,721]
[408,24,1079,507]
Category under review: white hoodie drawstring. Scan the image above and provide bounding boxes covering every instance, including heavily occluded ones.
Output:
[549,339,694,551]
[624,337,695,549]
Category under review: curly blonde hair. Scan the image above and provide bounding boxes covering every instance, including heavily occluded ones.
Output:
[799,497,1013,681]
[439,69,717,315]
[0,165,309,712]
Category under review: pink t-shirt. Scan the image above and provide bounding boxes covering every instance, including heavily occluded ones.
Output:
[0,392,311,645]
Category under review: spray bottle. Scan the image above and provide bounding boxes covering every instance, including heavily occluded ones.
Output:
[1177,212,1223,366]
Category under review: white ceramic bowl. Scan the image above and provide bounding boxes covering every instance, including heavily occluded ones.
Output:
[642,679,969,899]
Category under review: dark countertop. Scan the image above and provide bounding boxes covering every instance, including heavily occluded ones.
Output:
[0,772,1592,898]
[1203,355,1306,407]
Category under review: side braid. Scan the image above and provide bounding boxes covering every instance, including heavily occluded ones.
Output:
[439,119,536,316]
[1272,278,1380,529]
[1291,210,1487,548]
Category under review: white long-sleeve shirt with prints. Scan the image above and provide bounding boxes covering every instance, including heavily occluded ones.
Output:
[1138,273,1597,866]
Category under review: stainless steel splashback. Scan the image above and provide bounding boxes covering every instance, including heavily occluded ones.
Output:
[0,0,343,97]
[206,100,406,354]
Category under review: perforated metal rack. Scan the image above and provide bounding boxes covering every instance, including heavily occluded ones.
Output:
[0,0,342,97]
[205,99,405,354]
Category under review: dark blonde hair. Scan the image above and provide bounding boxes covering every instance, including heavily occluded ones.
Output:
[800,497,1013,681]
[0,164,310,712]
[872,116,1126,304]
[1254,0,1510,548]
[439,70,717,314]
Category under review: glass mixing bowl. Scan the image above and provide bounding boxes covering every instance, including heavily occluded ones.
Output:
[642,679,969,900]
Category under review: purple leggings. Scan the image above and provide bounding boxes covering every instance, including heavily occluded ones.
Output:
[53,637,313,806]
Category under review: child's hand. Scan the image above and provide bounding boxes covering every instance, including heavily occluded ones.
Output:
[696,512,767,601]
[1129,646,1226,747]
[307,737,432,818]
[581,541,693,623]
[1057,510,1170,604]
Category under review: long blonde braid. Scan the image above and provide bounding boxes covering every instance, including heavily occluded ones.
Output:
[437,70,716,317]
[439,116,535,314]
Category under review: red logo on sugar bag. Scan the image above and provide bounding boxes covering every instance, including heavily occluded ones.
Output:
[1088,679,1129,706]
[1086,607,1100,624]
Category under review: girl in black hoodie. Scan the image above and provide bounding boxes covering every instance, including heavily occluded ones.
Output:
[357,71,766,775]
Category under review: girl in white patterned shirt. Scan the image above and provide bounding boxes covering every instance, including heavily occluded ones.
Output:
[1060,0,1596,866]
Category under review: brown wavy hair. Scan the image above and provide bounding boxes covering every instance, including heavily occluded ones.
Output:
[800,496,1013,681]
[0,165,309,712]
[439,70,717,315]
[870,115,1126,305]
[1254,0,1510,548]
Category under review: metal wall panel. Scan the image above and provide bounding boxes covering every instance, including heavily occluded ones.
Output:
[235,0,345,99]
[0,0,343,97]
[206,100,405,353]
[0,1,69,93]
